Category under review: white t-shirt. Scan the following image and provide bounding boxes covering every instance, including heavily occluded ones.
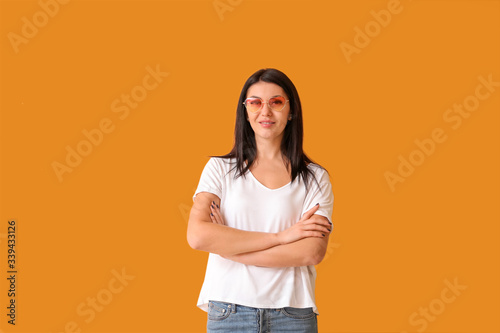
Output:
[192,157,334,314]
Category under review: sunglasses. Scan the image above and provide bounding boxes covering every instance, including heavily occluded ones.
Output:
[243,96,289,113]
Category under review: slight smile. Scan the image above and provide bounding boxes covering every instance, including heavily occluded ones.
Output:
[259,121,275,128]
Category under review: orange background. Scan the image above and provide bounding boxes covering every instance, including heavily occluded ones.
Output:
[1,0,499,332]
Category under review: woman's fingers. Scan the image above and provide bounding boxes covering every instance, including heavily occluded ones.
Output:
[209,205,220,224]
[301,216,332,234]
[210,209,222,225]
[297,227,327,239]
[305,224,331,235]
[209,210,218,223]
[210,201,224,225]
[300,204,320,222]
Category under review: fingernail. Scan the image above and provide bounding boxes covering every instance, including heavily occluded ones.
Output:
[328,221,332,225]
[315,203,319,206]
[216,204,219,208]
[321,233,325,237]
[327,228,331,232]
[212,201,215,205]
[210,213,213,216]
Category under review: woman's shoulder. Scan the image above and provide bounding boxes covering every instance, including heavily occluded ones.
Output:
[306,162,326,173]
[305,162,330,184]
[205,156,237,171]
[208,156,237,163]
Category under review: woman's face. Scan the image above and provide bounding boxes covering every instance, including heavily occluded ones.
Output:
[245,81,291,145]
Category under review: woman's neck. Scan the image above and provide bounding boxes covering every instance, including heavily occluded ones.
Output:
[254,137,285,163]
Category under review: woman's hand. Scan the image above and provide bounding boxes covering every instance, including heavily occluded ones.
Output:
[276,204,332,245]
[209,201,228,259]
[209,201,225,225]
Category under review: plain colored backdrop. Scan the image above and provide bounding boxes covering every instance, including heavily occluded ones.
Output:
[1,0,499,332]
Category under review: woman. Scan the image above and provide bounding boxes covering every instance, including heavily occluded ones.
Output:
[187,68,334,333]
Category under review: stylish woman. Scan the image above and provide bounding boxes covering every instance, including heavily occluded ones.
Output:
[187,68,334,333]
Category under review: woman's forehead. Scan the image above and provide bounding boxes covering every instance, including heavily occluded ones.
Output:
[246,81,287,98]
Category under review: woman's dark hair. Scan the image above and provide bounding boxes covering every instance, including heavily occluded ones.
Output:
[216,68,324,188]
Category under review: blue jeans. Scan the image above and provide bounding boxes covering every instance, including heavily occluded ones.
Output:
[207,301,318,333]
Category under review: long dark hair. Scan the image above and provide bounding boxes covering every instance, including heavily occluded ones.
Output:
[216,68,324,189]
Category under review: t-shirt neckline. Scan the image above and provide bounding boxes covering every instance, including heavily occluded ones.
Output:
[247,170,292,191]
[244,162,292,191]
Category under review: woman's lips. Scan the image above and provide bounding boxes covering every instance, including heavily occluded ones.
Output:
[259,121,275,128]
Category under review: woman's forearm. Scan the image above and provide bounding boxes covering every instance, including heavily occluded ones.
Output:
[188,193,330,257]
[222,235,330,267]
[187,192,282,256]
[188,219,281,256]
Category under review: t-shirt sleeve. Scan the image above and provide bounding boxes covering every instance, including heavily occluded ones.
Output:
[301,167,334,223]
[193,158,223,202]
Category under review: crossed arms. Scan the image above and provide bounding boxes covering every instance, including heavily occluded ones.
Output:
[186,192,333,267]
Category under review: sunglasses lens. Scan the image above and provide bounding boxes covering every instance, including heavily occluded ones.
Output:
[245,97,287,112]
[269,97,286,111]
[245,98,262,113]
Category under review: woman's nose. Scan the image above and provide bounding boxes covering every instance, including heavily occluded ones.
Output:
[261,102,272,116]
